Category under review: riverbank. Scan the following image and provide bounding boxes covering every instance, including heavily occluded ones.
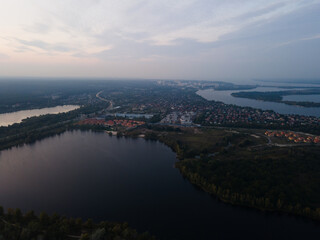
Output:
[126,126,320,221]
[0,105,80,127]
[2,117,320,223]
[1,129,319,240]
[175,159,320,221]
[231,89,320,108]
[0,104,107,151]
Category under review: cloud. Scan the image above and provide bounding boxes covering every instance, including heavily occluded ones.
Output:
[16,39,74,53]
[23,22,53,34]
[275,34,320,48]
[4,1,319,51]
[0,0,320,79]
[0,53,9,59]
[237,3,285,19]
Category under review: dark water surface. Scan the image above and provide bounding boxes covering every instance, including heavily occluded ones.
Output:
[0,131,319,239]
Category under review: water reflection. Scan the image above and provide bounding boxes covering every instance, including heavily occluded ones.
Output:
[197,87,320,117]
[0,131,319,240]
[0,105,80,127]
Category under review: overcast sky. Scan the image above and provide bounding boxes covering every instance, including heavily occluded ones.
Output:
[0,0,319,81]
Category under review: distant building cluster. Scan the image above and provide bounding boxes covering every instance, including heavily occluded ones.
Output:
[105,119,145,128]
[157,80,219,89]
[127,88,320,128]
[196,102,320,128]
[161,112,195,125]
[265,130,320,144]
[78,118,106,126]
[204,107,275,125]
[93,81,320,131]
[77,118,145,129]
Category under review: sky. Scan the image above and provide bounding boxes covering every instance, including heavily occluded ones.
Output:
[0,0,319,81]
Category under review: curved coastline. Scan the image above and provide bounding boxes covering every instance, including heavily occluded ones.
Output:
[197,88,320,117]
[0,105,80,127]
[1,130,320,240]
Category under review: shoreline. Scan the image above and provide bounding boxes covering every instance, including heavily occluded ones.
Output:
[1,125,320,222]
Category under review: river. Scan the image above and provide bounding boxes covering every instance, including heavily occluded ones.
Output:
[283,95,320,103]
[0,105,80,127]
[197,87,320,117]
[0,131,318,240]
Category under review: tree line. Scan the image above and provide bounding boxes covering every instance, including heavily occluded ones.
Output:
[0,206,155,240]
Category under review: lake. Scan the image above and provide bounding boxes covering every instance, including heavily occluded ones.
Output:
[197,87,320,117]
[0,105,80,127]
[0,130,318,240]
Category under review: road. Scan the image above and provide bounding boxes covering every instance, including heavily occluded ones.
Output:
[96,91,113,110]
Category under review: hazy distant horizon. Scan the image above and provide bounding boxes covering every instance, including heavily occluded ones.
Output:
[1,76,320,86]
[0,76,320,84]
[0,1,319,80]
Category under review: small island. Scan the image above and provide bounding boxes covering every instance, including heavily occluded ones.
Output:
[231,89,320,107]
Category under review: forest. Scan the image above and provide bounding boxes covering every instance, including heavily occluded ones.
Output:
[0,206,155,240]
[135,127,320,220]
[1,79,320,222]
[232,88,320,107]
[0,104,107,151]
[0,79,154,114]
